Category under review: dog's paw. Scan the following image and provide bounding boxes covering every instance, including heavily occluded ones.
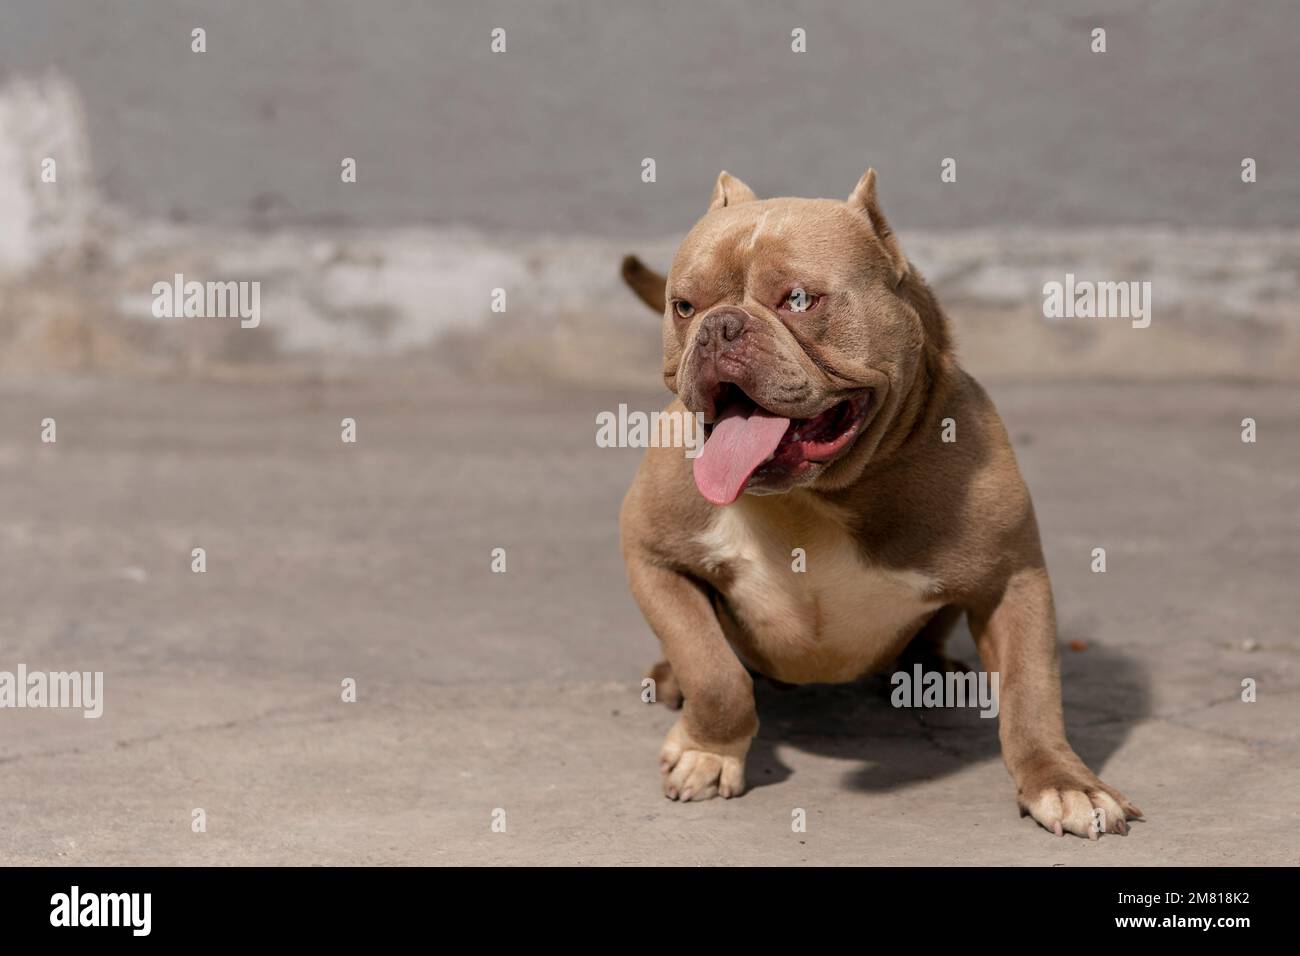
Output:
[659,719,748,801]
[1017,763,1142,839]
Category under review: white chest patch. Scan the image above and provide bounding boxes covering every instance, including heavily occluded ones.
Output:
[696,496,942,684]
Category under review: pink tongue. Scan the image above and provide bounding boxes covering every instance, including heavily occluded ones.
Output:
[693,402,791,506]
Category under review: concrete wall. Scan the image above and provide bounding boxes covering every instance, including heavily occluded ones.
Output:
[1,0,1297,234]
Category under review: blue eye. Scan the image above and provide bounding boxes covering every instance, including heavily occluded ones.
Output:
[782,289,821,313]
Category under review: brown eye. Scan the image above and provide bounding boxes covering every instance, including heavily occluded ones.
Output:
[781,288,821,314]
[673,300,695,319]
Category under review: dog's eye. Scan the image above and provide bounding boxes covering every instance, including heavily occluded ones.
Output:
[673,300,695,319]
[781,288,821,313]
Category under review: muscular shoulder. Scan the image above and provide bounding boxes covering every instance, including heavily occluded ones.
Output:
[619,399,716,568]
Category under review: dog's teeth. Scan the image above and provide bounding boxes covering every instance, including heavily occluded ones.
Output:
[763,452,775,463]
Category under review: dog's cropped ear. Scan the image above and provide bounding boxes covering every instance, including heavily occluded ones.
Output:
[708,170,758,212]
[620,254,667,313]
[847,168,908,286]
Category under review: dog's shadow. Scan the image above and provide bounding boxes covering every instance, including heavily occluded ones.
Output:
[745,620,1151,794]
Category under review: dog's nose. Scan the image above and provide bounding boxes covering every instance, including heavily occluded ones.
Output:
[696,308,747,348]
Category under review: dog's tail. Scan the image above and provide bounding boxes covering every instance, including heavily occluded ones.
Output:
[620,255,666,313]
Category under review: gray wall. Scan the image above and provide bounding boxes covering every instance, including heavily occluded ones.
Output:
[2,0,1296,234]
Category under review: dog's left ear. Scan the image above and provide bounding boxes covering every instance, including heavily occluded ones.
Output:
[848,168,908,286]
[620,254,667,313]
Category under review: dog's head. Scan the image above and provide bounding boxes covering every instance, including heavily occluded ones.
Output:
[622,168,949,506]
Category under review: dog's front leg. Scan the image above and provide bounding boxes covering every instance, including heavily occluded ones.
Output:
[968,566,1142,837]
[626,556,757,800]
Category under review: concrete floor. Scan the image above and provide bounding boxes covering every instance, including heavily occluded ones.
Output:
[0,370,1296,865]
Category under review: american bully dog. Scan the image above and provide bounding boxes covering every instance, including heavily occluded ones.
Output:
[618,169,1140,837]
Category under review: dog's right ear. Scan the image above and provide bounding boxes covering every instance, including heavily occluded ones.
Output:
[708,170,758,211]
[620,254,667,313]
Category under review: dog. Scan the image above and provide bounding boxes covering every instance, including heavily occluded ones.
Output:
[618,169,1141,837]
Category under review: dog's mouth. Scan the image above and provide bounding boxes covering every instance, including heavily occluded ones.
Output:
[694,385,874,506]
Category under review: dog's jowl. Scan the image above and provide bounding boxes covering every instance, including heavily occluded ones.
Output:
[618,169,1140,838]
